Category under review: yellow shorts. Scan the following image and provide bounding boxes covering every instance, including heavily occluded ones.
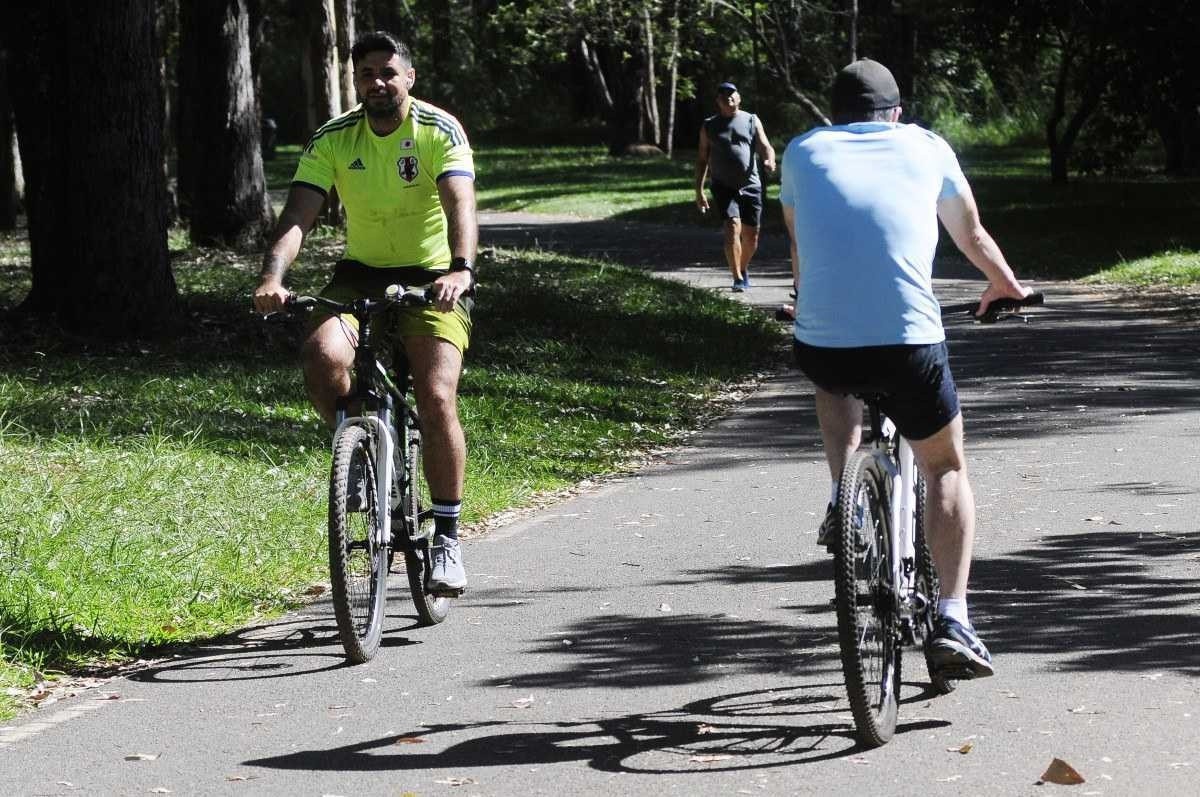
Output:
[311,260,473,353]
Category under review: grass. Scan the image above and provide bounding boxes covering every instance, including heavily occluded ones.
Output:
[1081,249,1200,288]
[268,142,1200,284]
[0,227,781,720]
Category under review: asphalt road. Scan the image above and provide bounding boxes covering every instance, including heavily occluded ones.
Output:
[2,214,1198,796]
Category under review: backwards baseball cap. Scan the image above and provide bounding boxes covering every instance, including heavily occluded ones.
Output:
[716,82,738,95]
[832,59,900,112]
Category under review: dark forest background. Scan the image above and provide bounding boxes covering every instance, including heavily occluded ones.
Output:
[1,0,1198,339]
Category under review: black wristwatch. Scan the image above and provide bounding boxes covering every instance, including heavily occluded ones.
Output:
[448,257,477,290]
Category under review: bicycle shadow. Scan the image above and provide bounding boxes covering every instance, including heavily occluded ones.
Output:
[242,684,949,775]
[127,583,429,685]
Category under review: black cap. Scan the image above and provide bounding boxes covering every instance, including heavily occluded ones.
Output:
[716,82,738,95]
[832,59,900,113]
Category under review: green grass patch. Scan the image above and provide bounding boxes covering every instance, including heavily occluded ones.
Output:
[0,234,781,719]
[1081,249,1200,288]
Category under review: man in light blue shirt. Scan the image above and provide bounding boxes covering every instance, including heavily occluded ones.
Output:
[779,59,1030,681]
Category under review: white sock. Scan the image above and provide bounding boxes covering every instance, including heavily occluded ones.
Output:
[938,597,970,627]
[829,480,839,505]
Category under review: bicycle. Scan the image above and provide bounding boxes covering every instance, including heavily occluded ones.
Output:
[831,292,1044,747]
[285,285,459,663]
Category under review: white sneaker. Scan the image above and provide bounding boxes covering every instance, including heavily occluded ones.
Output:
[429,535,467,592]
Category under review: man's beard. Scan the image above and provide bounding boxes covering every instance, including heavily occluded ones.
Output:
[364,94,400,119]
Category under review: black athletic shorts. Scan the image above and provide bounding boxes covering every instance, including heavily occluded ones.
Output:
[711,181,763,227]
[792,340,961,441]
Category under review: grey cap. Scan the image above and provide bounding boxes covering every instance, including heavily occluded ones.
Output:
[832,59,901,112]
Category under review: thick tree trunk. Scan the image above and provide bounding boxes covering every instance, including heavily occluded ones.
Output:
[300,0,341,134]
[848,0,858,63]
[6,0,178,336]
[0,49,21,231]
[178,0,275,249]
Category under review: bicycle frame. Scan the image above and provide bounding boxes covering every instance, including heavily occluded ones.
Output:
[330,306,419,552]
[865,403,923,637]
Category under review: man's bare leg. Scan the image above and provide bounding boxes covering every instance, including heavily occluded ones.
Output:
[908,414,974,600]
[401,335,466,501]
[301,316,356,426]
[738,222,760,283]
[814,387,863,481]
[723,218,743,283]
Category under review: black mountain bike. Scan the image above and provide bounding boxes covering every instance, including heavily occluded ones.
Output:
[287,285,456,663]
[832,292,1044,747]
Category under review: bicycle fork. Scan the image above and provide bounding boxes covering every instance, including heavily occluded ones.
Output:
[334,409,395,551]
[876,421,924,645]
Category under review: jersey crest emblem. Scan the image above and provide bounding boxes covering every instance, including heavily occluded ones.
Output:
[348,157,365,170]
[397,155,420,182]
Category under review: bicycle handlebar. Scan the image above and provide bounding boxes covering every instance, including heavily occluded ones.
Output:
[940,292,1044,324]
[283,284,434,316]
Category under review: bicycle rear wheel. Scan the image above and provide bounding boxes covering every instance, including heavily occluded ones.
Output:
[914,474,956,695]
[401,427,451,625]
[329,424,388,663]
[834,451,901,747]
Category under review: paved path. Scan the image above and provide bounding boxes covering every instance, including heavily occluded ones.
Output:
[2,213,1198,795]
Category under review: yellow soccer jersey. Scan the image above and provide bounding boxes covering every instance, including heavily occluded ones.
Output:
[293,97,474,269]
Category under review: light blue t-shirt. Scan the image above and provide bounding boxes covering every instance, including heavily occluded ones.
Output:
[779,122,970,347]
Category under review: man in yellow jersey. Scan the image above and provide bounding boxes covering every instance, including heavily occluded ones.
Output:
[253,31,476,592]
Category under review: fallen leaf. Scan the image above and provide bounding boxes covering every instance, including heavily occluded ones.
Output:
[696,724,715,735]
[305,584,328,596]
[690,754,733,763]
[1040,757,1086,785]
[394,737,426,745]
[433,777,477,786]
[125,753,160,761]
[947,741,974,754]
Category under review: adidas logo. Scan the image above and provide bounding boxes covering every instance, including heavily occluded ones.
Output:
[348,158,365,170]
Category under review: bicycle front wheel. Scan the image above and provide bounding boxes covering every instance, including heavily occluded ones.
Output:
[834,451,901,747]
[402,427,451,626]
[329,424,388,663]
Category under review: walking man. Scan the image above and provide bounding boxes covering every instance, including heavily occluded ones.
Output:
[695,82,776,292]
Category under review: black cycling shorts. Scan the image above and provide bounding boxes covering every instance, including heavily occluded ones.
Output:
[792,340,961,441]
[711,182,763,227]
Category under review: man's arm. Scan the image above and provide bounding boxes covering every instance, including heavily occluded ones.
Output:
[781,204,798,288]
[694,127,711,213]
[430,175,478,312]
[936,184,1029,314]
[754,118,776,175]
[252,185,326,313]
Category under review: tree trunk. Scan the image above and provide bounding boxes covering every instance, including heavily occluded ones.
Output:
[578,35,614,114]
[178,0,275,248]
[300,0,341,134]
[0,48,20,231]
[848,0,858,63]
[5,0,178,336]
[157,0,179,224]
[641,7,660,146]
[335,0,356,112]
[662,0,681,156]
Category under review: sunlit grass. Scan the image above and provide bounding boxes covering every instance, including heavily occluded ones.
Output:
[0,235,782,719]
[1081,249,1200,288]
